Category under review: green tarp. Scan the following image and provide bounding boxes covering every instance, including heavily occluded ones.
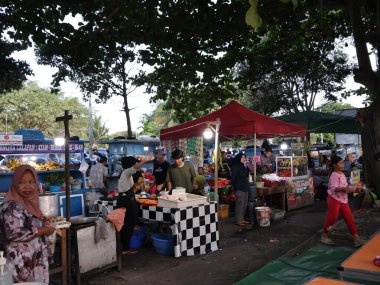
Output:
[235,245,355,285]
[276,111,361,134]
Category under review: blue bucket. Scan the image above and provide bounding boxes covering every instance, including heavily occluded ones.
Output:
[130,227,146,249]
[151,233,174,256]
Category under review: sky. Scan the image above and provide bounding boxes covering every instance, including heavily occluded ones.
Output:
[12,48,156,135]
[11,44,370,135]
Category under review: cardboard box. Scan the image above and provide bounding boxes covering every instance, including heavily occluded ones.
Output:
[218,204,229,219]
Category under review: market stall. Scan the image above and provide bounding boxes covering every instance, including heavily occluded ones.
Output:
[92,197,219,258]
[160,101,306,205]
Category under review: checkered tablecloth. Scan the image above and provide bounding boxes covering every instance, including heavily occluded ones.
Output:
[92,199,118,213]
[140,202,219,258]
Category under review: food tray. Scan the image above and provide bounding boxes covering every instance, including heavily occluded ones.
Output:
[157,193,208,208]
[270,208,286,221]
[52,221,71,229]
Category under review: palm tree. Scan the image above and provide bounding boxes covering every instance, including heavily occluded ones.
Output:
[93,115,109,141]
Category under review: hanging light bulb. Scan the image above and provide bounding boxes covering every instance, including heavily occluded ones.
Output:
[280,141,288,150]
[203,126,213,139]
[143,145,149,151]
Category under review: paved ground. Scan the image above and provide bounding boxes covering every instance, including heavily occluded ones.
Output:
[78,199,380,285]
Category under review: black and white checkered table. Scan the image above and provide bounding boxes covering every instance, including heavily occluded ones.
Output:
[140,202,219,258]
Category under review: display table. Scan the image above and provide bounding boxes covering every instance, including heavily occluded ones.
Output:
[256,186,286,210]
[338,232,380,283]
[49,228,68,285]
[71,221,121,285]
[304,277,357,285]
[140,202,219,258]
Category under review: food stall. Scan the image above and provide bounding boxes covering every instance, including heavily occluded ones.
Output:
[160,101,306,221]
[276,156,313,210]
[0,129,122,284]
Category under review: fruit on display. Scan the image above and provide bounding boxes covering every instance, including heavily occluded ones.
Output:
[278,157,307,167]
[6,159,23,171]
[6,159,62,172]
[278,169,292,177]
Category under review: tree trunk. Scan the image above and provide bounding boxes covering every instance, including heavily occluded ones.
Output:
[123,92,133,139]
[121,56,133,139]
[358,104,380,196]
[348,0,380,196]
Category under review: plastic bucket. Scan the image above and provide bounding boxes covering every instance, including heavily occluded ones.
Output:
[255,207,271,227]
[151,233,174,256]
[130,227,146,249]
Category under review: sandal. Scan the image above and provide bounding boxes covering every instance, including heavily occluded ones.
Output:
[354,240,364,248]
[320,237,335,245]
[242,221,250,225]
[236,222,246,226]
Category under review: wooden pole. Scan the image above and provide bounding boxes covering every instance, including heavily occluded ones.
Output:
[55,110,73,285]
[213,119,221,203]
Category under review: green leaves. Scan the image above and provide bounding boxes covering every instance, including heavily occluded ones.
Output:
[245,0,262,30]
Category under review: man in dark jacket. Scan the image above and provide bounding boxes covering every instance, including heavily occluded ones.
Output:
[231,152,250,228]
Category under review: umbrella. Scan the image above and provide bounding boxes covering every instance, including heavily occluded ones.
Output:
[276,110,361,134]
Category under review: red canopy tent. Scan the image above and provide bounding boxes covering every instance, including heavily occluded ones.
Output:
[160,101,306,140]
[160,101,306,202]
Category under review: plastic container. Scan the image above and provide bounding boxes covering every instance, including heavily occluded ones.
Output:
[218,204,229,219]
[255,206,271,227]
[130,227,146,249]
[270,208,286,221]
[151,233,174,256]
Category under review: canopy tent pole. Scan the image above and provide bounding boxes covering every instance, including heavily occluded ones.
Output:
[213,119,221,203]
[56,110,72,285]
[254,133,257,182]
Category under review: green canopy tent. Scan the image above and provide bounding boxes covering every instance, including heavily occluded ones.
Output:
[276,110,362,135]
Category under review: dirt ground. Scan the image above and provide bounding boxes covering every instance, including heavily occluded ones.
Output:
[75,200,380,285]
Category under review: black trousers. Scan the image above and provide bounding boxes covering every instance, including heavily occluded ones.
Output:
[116,189,138,251]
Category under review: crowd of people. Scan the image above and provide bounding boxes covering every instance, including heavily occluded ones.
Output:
[0,145,365,283]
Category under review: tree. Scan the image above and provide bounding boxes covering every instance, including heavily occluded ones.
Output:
[246,0,380,194]
[239,7,353,115]
[0,38,32,94]
[138,102,177,136]
[92,114,110,141]
[0,82,89,138]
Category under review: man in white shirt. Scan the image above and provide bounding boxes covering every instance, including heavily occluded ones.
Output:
[117,153,153,254]
[89,156,108,195]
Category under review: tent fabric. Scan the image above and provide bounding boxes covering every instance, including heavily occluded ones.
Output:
[276,111,362,134]
[235,245,358,285]
[160,101,306,140]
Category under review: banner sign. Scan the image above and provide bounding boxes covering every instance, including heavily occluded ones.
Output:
[0,143,84,154]
[0,135,23,146]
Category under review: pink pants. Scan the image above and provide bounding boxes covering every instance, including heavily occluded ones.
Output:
[323,195,358,235]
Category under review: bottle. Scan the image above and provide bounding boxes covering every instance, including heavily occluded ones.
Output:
[204,185,211,202]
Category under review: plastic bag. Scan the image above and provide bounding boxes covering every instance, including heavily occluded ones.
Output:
[79,159,89,174]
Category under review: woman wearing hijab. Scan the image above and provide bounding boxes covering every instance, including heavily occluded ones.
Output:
[0,165,55,283]
[118,153,153,254]
[231,153,251,228]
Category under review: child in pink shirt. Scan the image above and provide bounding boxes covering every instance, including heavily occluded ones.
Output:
[321,156,363,247]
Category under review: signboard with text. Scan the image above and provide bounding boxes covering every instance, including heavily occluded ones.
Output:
[0,142,84,154]
[0,135,23,146]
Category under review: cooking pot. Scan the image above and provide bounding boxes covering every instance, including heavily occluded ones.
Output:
[39,194,58,217]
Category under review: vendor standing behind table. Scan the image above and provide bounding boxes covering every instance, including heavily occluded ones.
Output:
[257,147,275,174]
[0,165,55,284]
[166,149,196,193]
[118,153,153,254]
[153,149,170,194]
[89,156,109,196]
[193,166,207,196]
